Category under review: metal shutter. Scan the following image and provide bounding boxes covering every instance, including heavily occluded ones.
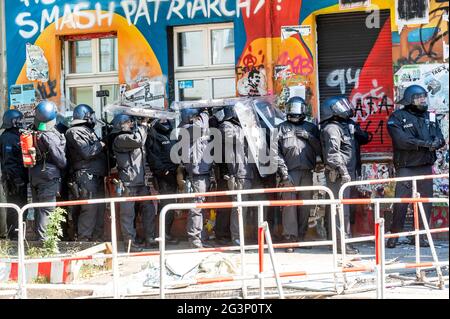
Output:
[317,10,393,154]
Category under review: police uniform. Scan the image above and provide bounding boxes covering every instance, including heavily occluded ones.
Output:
[0,127,28,239]
[66,123,107,241]
[178,111,212,248]
[30,127,67,240]
[387,108,445,235]
[113,124,156,248]
[219,118,264,244]
[277,119,321,241]
[145,120,178,241]
[321,120,357,238]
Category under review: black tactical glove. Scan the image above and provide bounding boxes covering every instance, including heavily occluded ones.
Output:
[417,139,435,151]
[295,129,310,140]
[279,174,294,187]
[430,137,444,151]
[340,172,352,184]
[224,175,238,191]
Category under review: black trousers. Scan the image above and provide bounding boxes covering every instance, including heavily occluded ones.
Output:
[155,171,177,237]
[75,172,105,241]
[213,177,232,240]
[4,184,28,240]
[32,179,61,241]
[391,165,433,233]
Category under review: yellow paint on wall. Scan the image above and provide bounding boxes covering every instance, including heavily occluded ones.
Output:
[15,12,161,108]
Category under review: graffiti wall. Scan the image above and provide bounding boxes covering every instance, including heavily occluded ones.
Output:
[3,0,448,237]
[4,0,449,149]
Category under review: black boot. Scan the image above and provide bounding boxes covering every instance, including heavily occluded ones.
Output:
[407,236,430,247]
[337,244,359,254]
[386,238,398,249]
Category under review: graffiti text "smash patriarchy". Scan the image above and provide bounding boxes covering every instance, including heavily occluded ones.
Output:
[16,0,266,39]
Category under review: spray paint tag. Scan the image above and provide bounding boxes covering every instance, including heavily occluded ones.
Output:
[429,112,436,123]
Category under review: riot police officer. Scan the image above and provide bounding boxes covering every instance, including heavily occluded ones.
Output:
[145,118,179,244]
[218,105,265,246]
[111,114,156,252]
[177,108,212,248]
[386,85,445,248]
[0,109,28,239]
[277,97,321,252]
[320,96,359,254]
[65,104,107,241]
[30,101,67,241]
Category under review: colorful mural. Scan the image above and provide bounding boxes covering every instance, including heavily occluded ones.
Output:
[4,0,449,147]
[3,0,449,237]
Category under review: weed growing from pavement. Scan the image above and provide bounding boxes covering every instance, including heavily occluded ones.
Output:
[26,207,67,257]
[0,240,14,258]
[32,275,50,284]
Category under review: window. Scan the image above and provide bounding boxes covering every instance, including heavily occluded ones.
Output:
[173,23,236,101]
[64,36,119,135]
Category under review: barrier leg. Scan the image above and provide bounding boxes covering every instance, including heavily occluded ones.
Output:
[330,204,339,292]
[258,204,264,299]
[237,193,248,299]
[263,222,284,299]
[338,204,347,266]
[18,209,27,299]
[417,201,445,289]
[374,202,385,299]
[159,208,167,299]
[412,181,422,281]
[380,216,386,299]
[110,201,120,299]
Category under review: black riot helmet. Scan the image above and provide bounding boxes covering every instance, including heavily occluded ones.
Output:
[34,100,57,131]
[180,108,200,124]
[285,96,307,123]
[111,114,133,133]
[154,119,172,133]
[1,109,24,129]
[397,85,429,113]
[320,96,354,123]
[72,104,97,128]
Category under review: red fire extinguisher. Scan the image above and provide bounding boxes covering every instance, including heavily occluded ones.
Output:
[20,130,37,167]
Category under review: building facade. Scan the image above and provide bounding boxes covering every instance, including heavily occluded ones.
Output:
[1,0,449,236]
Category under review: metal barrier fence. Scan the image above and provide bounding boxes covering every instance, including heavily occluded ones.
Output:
[159,197,448,299]
[3,173,449,299]
[338,173,449,288]
[158,198,341,299]
[15,185,335,299]
[0,203,22,297]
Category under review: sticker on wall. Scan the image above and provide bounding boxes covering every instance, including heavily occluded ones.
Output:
[237,65,267,97]
[395,0,430,32]
[339,0,371,10]
[288,85,306,100]
[9,83,37,119]
[274,65,290,79]
[394,63,449,114]
[179,80,194,89]
[26,43,49,82]
[281,26,311,41]
[9,83,36,106]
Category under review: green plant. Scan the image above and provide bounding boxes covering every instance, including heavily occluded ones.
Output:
[32,275,50,284]
[0,240,14,258]
[26,207,67,257]
[42,207,67,255]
